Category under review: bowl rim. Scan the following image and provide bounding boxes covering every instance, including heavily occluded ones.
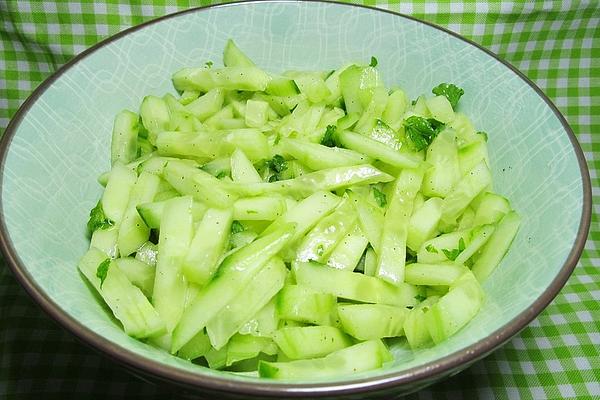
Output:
[0,0,591,397]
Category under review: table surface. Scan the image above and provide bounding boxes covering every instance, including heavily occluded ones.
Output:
[0,1,598,399]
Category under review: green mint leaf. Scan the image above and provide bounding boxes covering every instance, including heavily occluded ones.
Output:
[267,154,287,174]
[231,221,245,234]
[425,244,438,253]
[216,171,227,179]
[87,201,114,236]
[205,61,213,68]
[369,56,378,67]
[477,131,489,141]
[320,125,338,147]
[403,116,445,151]
[372,187,387,208]
[442,248,460,261]
[431,83,464,109]
[414,294,427,302]
[96,258,111,288]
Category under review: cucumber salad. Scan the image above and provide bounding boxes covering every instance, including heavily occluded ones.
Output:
[79,40,520,379]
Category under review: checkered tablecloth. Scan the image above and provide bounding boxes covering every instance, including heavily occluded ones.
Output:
[0,1,598,399]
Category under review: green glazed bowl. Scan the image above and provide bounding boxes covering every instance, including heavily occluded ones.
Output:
[0,1,591,398]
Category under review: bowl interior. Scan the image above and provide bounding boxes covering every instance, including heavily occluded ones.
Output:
[0,0,585,388]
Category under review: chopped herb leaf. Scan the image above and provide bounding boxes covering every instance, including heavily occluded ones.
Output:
[369,56,378,68]
[231,221,245,234]
[405,305,414,310]
[442,238,466,261]
[431,83,464,109]
[372,187,387,208]
[274,134,282,145]
[477,131,489,141]
[316,244,325,257]
[414,294,427,302]
[425,244,438,253]
[87,201,114,236]
[411,99,417,106]
[405,250,417,264]
[267,154,287,173]
[404,116,445,151]
[96,258,111,288]
[320,125,338,147]
[205,61,214,68]
[216,171,227,179]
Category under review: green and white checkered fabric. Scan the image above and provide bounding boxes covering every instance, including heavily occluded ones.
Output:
[0,1,598,398]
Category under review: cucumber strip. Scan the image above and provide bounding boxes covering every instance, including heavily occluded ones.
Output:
[184,88,225,121]
[233,196,286,221]
[403,296,440,349]
[407,197,443,251]
[229,165,393,199]
[118,172,161,256]
[90,226,119,259]
[226,334,278,367]
[101,163,137,224]
[152,196,194,340]
[171,225,295,353]
[404,263,469,286]
[364,246,377,276]
[347,190,385,253]
[296,198,357,263]
[230,230,259,249]
[114,257,156,298]
[275,285,337,326]
[472,192,511,226]
[417,228,474,264]
[338,130,421,169]
[111,110,139,165]
[280,138,372,170]
[337,303,409,340]
[203,104,234,128]
[472,211,521,282]
[178,329,212,361]
[172,67,214,92]
[425,95,455,123]
[377,167,424,285]
[140,95,170,143]
[258,339,391,379]
[422,129,461,198]
[381,89,409,130]
[457,206,475,230]
[206,258,287,349]
[211,67,270,91]
[294,261,419,308]
[261,191,341,250]
[337,112,360,130]
[326,223,369,271]
[293,73,332,103]
[458,138,490,176]
[266,76,299,97]
[78,248,165,338]
[353,86,388,134]
[182,208,233,285]
[245,100,269,128]
[201,156,231,177]
[163,160,237,207]
[179,90,200,105]
[135,241,158,267]
[273,326,352,360]
[425,271,484,344]
[223,39,256,67]
[440,160,492,226]
[156,131,223,161]
[221,129,271,162]
[137,199,207,229]
[454,224,496,265]
[205,344,229,370]
[239,298,279,338]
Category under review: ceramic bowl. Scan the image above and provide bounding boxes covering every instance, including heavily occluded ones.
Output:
[0,1,590,398]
